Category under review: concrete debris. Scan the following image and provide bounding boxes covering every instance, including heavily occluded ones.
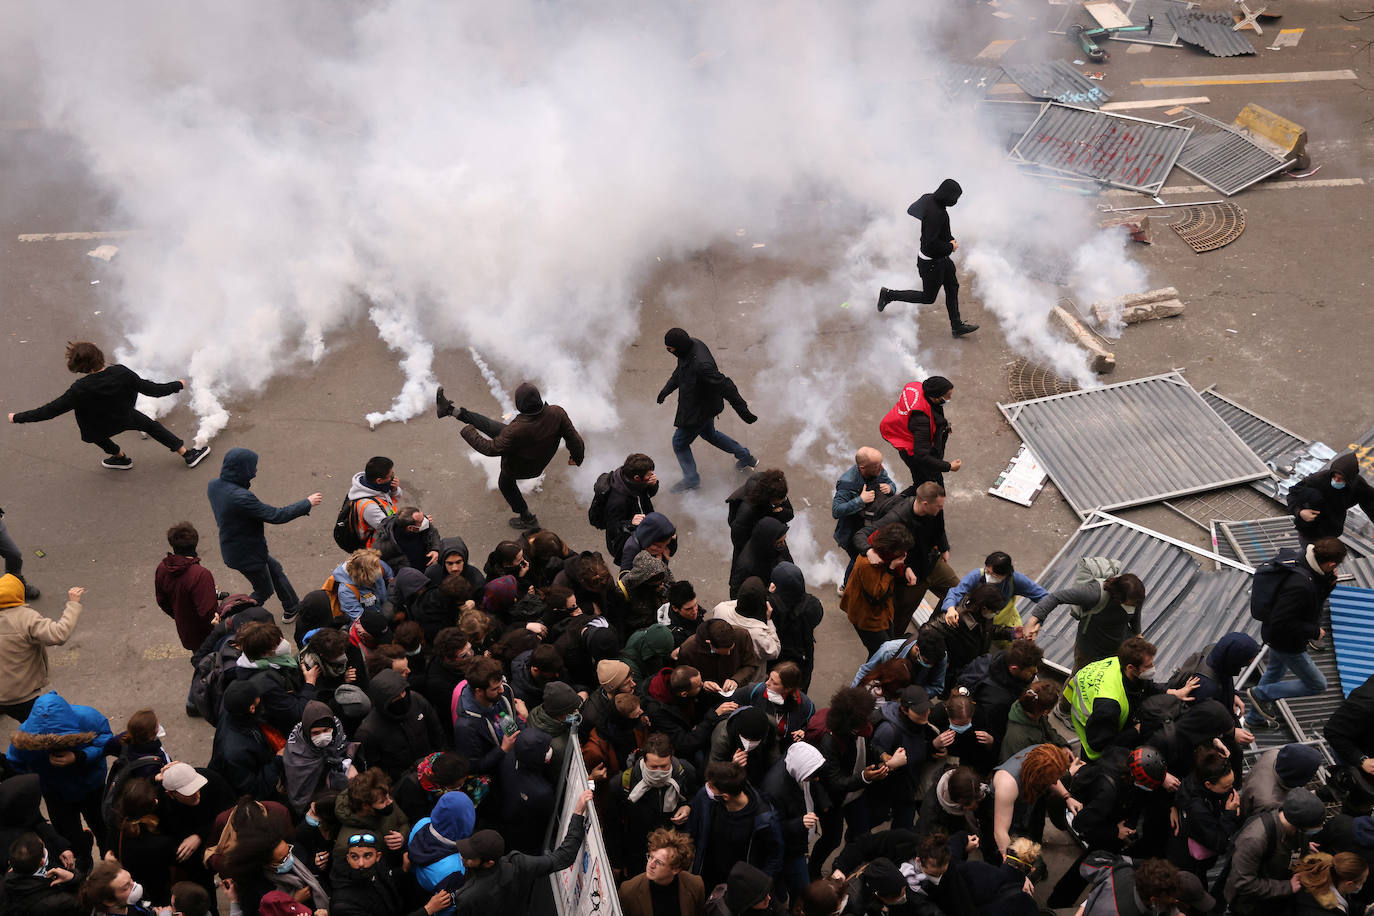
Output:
[1051,304,1116,374]
[1091,287,1184,324]
[1097,214,1153,243]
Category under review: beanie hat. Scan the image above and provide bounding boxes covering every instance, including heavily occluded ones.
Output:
[922,376,953,399]
[430,791,476,843]
[1276,744,1324,787]
[514,382,544,415]
[722,861,772,912]
[482,575,519,615]
[664,328,691,351]
[731,706,770,741]
[597,660,632,692]
[735,578,768,622]
[358,608,393,643]
[333,684,372,718]
[1283,788,1326,830]
[542,681,582,718]
[638,624,675,657]
[584,627,621,661]
[865,857,907,898]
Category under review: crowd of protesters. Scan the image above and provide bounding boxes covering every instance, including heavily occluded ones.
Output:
[4,341,1374,916]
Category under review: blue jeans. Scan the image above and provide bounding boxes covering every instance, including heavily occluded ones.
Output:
[671,419,750,485]
[1246,647,1326,725]
[234,554,300,614]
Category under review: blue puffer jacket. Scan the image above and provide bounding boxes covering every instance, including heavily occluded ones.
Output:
[5,692,113,800]
[207,448,313,569]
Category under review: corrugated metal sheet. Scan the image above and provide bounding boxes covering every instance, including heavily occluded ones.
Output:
[1115,0,1187,46]
[939,64,1003,100]
[998,372,1271,518]
[980,100,1049,152]
[1175,108,1291,195]
[1169,8,1257,57]
[1002,61,1113,109]
[1028,512,1258,677]
[1201,390,1305,468]
[1331,585,1374,697]
[1008,103,1192,195]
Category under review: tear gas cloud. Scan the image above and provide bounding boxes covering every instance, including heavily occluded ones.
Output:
[14,1,1147,581]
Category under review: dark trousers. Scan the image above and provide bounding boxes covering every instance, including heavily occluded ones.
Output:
[234,555,300,614]
[46,787,106,869]
[461,409,532,517]
[0,518,22,578]
[897,452,943,494]
[854,625,891,656]
[84,410,183,455]
[884,257,961,326]
[809,796,872,879]
[0,696,37,724]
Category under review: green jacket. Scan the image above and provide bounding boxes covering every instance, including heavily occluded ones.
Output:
[999,699,1068,762]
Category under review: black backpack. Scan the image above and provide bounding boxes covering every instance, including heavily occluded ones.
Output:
[1167,647,1220,692]
[1250,548,1311,621]
[333,495,388,552]
[587,472,614,530]
[101,750,166,833]
[1136,694,1184,745]
[189,635,243,722]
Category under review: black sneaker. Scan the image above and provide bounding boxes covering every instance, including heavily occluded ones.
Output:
[435,386,456,419]
[183,446,210,468]
[735,455,759,471]
[21,582,39,601]
[1246,687,1279,723]
[877,287,893,313]
[102,455,133,470]
[952,322,980,338]
[669,479,700,494]
[1247,718,1283,730]
[282,606,299,623]
[1308,636,1329,652]
[509,514,539,530]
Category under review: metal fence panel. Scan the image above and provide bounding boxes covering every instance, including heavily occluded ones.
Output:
[1009,103,1191,194]
[999,372,1272,518]
[1175,107,1291,195]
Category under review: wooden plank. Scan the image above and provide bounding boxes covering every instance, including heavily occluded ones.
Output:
[976,39,1019,61]
[1137,70,1358,87]
[1101,96,1210,111]
[1085,1,1133,28]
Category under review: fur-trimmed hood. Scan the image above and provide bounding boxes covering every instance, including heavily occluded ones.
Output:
[8,692,100,751]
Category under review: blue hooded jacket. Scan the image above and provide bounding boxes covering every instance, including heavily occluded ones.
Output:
[6,692,113,800]
[408,791,475,901]
[207,448,313,569]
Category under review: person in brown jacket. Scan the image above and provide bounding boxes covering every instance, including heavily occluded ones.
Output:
[619,827,707,916]
[0,575,83,722]
[677,620,761,698]
[435,381,585,531]
[842,522,916,655]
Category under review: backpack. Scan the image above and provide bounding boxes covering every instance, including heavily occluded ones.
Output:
[321,573,365,620]
[101,750,166,833]
[189,634,243,721]
[587,471,614,529]
[956,652,996,693]
[1136,694,1184,745]
[332,495,385,552]
[1070,556,1123,620]
[1250,549,1310,621]
[1167,647,1220,692]
[1079,853,1141,916]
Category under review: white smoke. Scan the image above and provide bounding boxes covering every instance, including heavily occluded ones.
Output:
[12,0,1149,456]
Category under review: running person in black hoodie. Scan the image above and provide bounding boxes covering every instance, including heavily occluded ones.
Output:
[876,179,979,338]
[9,341,209,469]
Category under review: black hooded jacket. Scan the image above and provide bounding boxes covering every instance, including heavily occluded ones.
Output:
[729,517,791,598]
[206,448,313,570]
[656,337,754,430]
[0,870,82,916]
[12,364,183,441]
[1289,452,1374,540]
[356,670,445,781]
[0,774,70,864]
[907,179,962,260]
[768,563,823,680]
[605,468,658,559]
[208,680,285,799]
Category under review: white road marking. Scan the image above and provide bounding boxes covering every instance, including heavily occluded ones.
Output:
[17,230,142,242]
[1101,177,1366,197]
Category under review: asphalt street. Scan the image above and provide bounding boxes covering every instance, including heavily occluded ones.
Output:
[1,2,1372,909]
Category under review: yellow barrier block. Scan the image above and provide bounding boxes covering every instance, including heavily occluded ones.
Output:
[1233,103,1308,167]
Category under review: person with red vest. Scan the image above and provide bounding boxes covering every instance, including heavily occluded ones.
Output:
[879,377,960,490]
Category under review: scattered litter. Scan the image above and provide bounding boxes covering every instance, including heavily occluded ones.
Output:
[989,445,1049,507]
[1286,165,1322,179]
[735,228,746,236]
[1164,105,1186,115]
[1098,214,1153,244]
[1226,328,1238,333]
[1085,1,1134,29]
[86,244,118,261]
[839,301,850,309]
[93,310,101,315]
[1267,28,1304,50]
[1091,287,1184,325]
[1086,71,1106,80]
[751,243,765,248]
[1232,2,1266,34]
[992,10,1014,19]
[1074,59,1087,65]
[90,280,99,285]
[1126,44,1153,54]
[1169,202,1247,252]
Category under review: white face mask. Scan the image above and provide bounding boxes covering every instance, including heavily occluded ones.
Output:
[417,517,431,531]
[155,724,166,739]
[985,573,1005,585]
[275,638,292,656]
[924,873,942,886]
[1121,604,1137,614]
[311,732,334,748]
[1138,666,1156,682]
[740,736,762,752]
[834,896,849,915]
[765,688,786,706]
[126,881,145,905]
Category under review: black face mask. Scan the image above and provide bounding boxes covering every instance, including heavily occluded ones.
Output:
[387,695,411,717]
[351,863,379,882]
[373,802,395,816]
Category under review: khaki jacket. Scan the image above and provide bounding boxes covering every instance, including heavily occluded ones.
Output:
[0,600,82,705]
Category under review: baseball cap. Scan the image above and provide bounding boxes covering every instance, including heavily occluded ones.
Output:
[899,685,932,714]
[161,762,208,796]
[456,829,505,860]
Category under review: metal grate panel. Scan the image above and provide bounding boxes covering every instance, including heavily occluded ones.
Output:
[999,372,1272,519]
[1175,108,1292,195]
[1167,486,1278,529]
[1169,8,1258,57]
[1002,61,1113,109]
[1028,512,1258,677]
[1115,0,1188,46]
[1009,103,1191,194]
[1331,585,1374,697]
[1169,202,1246,252]
[1213,517,1301,566]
